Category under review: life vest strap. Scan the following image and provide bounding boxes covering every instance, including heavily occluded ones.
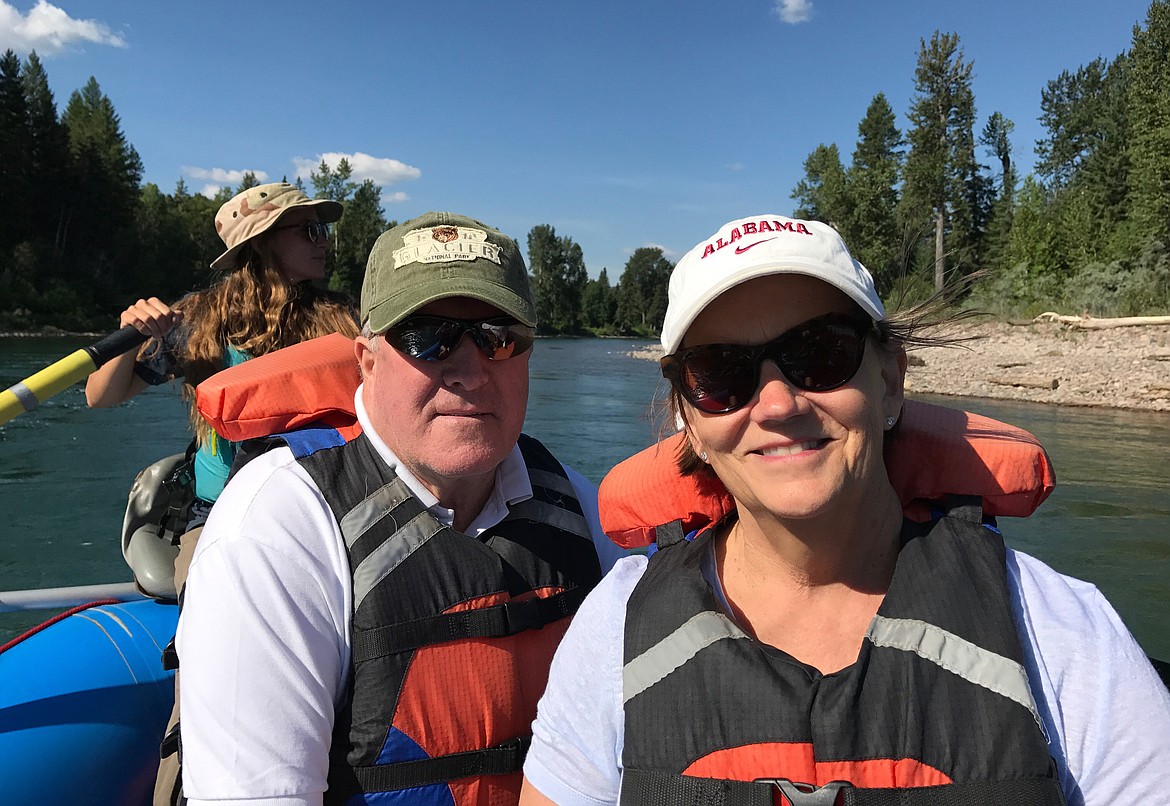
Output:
[620,770,1067,806]
[352,735,530,792]
[351,586,589,663]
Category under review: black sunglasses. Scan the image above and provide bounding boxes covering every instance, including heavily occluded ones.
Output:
[660,313,873,414]
[272,220,331,243]
[381,315,536,362]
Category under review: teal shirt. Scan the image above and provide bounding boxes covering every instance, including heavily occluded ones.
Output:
[135,323,253,503]
[191,345,249,503]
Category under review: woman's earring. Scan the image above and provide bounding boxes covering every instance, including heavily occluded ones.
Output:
[884,415,897,429]
[699,451,708,462]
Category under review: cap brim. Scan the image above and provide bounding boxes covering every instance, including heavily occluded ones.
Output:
[661,261,885,355]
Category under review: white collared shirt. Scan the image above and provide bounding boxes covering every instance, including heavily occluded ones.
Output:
[179,385,621,806]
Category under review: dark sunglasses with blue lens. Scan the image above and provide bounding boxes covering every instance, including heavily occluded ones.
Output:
[272,220,331,243]
[381,315,536,362]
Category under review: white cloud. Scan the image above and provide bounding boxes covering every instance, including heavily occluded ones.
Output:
[383,191,410,204]
[182,166,270,185]
[726,161,745,172]
[0,0,125,55]
[636,242,683,261]
[773,0,812,24]
[292,151,421,187]
[198,183,221,199]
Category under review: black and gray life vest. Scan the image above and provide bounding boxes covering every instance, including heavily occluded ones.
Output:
[291,429,602,805]
[620,498,1066,805]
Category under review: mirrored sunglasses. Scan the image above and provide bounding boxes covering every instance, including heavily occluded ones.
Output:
[381,315,536,362]
[660,312,872,414]
[272,220,331,243]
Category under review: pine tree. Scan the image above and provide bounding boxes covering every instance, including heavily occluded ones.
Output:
[528,224,587,333]
[329,179,387,298]
[59,77,143,282]
[615,247,673,335]
[901,32,987,293]
[0,50,31,251]
[847,93,903,295]
[21,52,70,255]
[791,143,849,227]
[980,112,1016,273]
[1126,0,1170,244]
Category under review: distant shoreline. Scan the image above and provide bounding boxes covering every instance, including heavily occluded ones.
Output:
[628,321,1170,413]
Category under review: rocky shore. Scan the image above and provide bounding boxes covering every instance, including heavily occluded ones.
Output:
[628,320,1170,413]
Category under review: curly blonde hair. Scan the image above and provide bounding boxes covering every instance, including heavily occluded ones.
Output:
[149,240,359,446]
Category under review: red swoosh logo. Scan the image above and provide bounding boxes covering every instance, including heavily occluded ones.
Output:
[734,237,776,254]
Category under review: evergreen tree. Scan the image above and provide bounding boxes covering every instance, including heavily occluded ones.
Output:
[59,76,143,289]
[329,179,387,298]
[846,93,903,295]
[21,52,70,255]
[615,247,673,335]
[980,112,1017,272]
[235,171,262,193]
[0,50,31,251]
[901,31,986,293]
[311,158,375,295]
[527,224,587,333]
[582,267,617,330]
[1036,55,1131,266]
[1126,0,1170,244]
[791,143,849,227]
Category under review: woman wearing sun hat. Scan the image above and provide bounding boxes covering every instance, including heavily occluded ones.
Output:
[519,215,1170,805]
[86,181,359,522]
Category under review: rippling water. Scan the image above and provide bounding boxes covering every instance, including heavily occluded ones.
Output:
[2,336,1168,661]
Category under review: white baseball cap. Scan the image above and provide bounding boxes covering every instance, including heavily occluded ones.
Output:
[660,214,886,355]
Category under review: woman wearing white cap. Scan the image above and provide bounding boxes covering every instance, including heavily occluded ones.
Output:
[520,215,1170,805]
[86,182,359,524]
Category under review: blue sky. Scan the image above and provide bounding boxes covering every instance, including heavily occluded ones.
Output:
[0,0,1154,278]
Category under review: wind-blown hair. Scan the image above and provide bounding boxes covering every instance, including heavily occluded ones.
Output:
[147,241,359,445]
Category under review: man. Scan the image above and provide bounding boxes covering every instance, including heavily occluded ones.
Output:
[176,212,625,805]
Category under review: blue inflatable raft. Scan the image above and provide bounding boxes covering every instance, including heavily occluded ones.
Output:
[0,598,178,805]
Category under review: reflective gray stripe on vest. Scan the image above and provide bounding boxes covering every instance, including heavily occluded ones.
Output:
[623,610,750,704]
[349,486,443,610]
[866,615,1043,728]
[527,468,578,499]
[339,477,415,548]
[504,498,591,541]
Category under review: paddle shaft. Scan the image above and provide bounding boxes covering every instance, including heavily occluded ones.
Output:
[0,325,147,425]
[0,582,147,613]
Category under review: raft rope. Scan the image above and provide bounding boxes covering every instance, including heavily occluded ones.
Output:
[0,599,120,655]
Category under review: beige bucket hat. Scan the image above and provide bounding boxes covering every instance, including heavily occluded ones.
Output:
[210,182,344,271]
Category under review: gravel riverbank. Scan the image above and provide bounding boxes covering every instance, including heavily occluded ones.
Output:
[627,321,1170,413]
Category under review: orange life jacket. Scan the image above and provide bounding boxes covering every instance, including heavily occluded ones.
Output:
[598,397,1056,548]
[196,334,1057,551]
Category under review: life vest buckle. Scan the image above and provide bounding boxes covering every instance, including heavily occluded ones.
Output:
[753,778,850,806]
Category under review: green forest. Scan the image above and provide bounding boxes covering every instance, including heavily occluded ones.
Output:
[3,1,1170,336]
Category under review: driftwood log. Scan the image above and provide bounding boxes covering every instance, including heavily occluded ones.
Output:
[1034,312,1170,329]
[989,375,1060,390]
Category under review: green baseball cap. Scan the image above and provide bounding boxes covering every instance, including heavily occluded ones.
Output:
[361,211,537,333]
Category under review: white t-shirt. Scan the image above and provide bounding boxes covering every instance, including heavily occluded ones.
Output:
[178,387,625,806]
[524,551,1170,806]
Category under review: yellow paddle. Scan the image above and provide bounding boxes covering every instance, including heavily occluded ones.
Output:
[0,326,147,425]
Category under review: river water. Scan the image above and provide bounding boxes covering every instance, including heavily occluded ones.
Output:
[2,336,1168,661]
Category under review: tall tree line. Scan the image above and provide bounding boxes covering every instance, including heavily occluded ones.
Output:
[0,52,387,332]
[791,0,1170,317]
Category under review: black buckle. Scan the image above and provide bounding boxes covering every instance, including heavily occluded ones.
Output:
[501,598,545,635]
[754,778,851,806]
